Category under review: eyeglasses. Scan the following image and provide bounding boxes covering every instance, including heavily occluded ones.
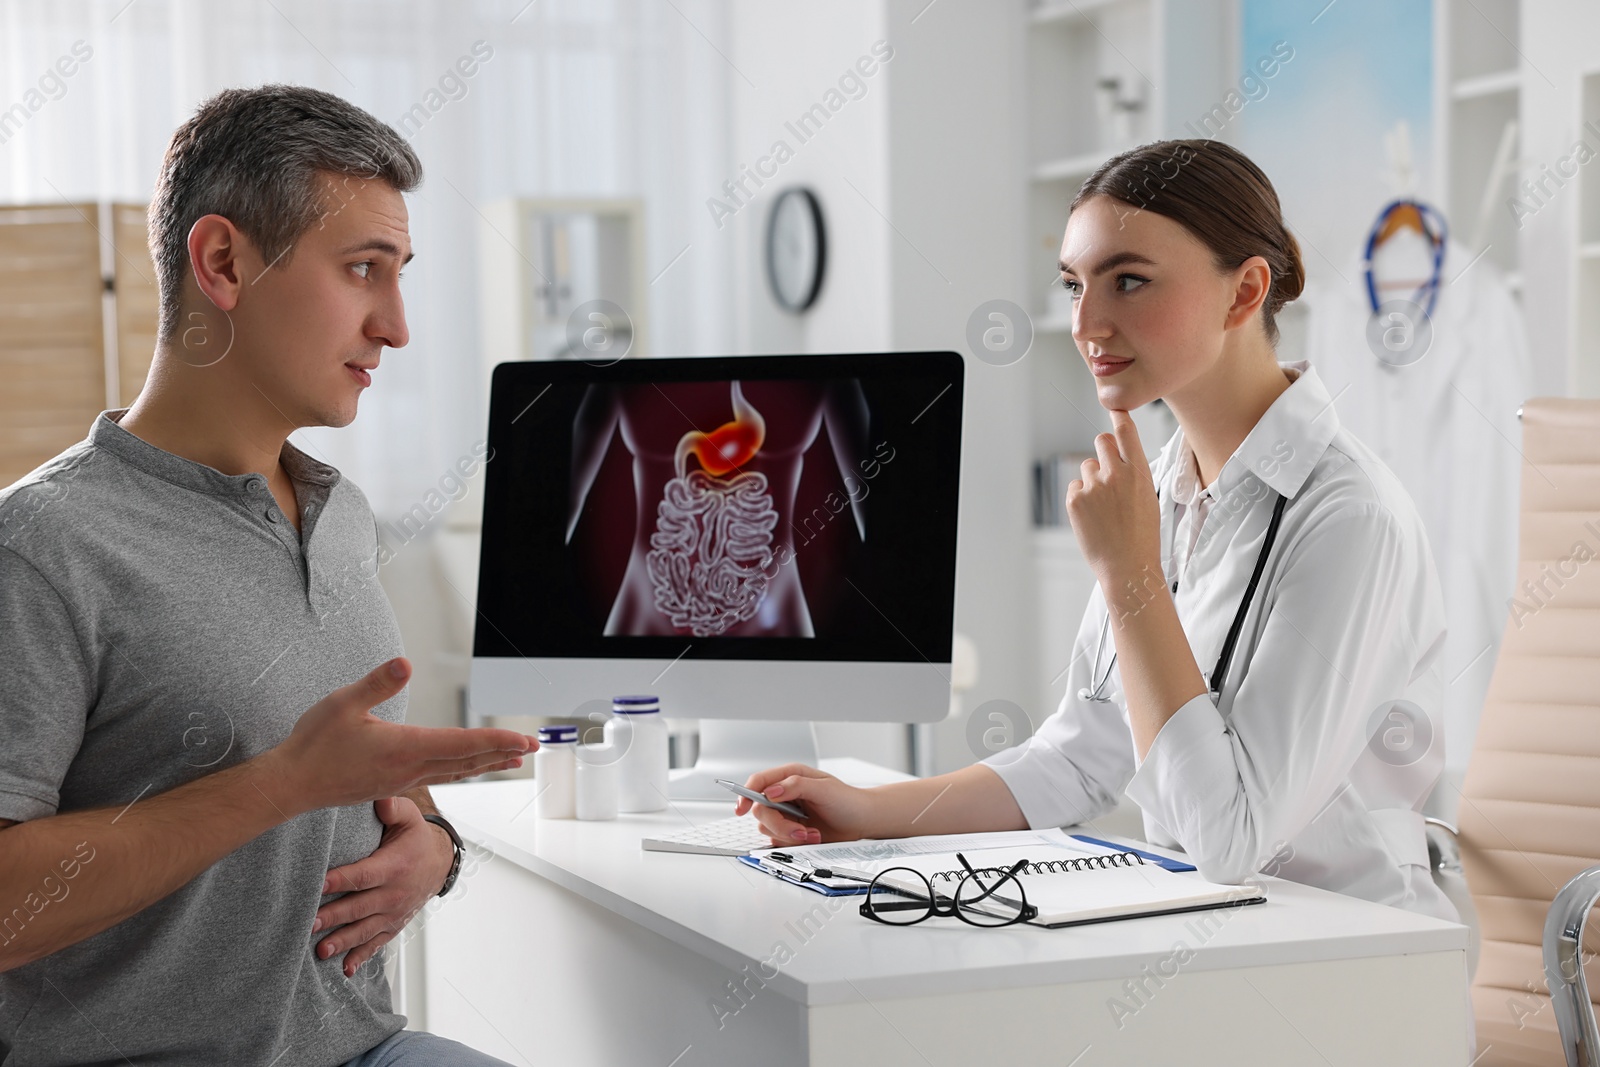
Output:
[858,852,1038,928]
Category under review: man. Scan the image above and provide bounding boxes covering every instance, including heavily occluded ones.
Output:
[0,85,532,1066]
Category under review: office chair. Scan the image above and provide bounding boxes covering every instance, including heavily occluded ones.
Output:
[1426,397,1600,1067]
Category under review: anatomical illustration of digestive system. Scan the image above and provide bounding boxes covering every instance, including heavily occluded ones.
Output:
[646,381,778,637]
[567,376,869,639]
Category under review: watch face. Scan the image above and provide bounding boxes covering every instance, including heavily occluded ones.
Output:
[767,188,825,311]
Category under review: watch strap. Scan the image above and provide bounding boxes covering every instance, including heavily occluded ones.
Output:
[422,813,464,897]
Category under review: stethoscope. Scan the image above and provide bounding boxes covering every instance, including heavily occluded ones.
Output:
[1361,198,1448,319]
[1079,487,1291,703]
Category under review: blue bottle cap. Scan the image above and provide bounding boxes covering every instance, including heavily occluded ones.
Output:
[537,725,578,743]
[612,694,660,713]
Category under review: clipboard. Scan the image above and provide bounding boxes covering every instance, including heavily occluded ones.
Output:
[736,854,869,896]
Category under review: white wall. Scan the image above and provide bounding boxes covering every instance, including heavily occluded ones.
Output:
[725,4,894,355]
[724,2,896,768]
[728,1,1033,774]
[881,1,1033,774]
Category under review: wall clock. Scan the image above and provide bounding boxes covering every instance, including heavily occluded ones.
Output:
[765,187,826,313]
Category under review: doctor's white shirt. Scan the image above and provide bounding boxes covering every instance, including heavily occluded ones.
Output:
[986,358,1459,924]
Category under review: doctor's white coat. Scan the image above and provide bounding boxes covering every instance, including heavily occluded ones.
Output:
[986,360,1459,926]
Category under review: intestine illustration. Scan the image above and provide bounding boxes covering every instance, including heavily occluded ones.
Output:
[645,383,778,636]
[565,378,871,639]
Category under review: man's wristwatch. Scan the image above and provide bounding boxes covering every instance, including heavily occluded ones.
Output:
[422,813,464,897]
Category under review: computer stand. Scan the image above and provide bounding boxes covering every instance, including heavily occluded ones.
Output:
[667,719,820,801]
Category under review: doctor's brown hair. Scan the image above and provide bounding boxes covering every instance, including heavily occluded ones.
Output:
[1071,139,1305,345]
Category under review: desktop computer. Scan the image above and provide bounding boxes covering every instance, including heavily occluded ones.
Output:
[471,351,964,798]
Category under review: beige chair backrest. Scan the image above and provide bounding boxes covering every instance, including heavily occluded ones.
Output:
[1459,397,1600,1065]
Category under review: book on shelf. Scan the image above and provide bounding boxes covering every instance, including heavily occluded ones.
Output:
[1032,451,1094,527]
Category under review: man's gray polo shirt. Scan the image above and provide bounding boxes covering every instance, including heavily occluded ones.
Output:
[0,411,408,1066]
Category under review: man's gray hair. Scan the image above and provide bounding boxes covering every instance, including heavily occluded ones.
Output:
[147,84,422,340]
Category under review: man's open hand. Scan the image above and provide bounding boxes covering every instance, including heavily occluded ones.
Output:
[311,796,448,978]
[260,658,537,815]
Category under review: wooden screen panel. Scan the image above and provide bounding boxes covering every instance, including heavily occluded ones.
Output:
[0,204,105,487]
[112,203,158,406]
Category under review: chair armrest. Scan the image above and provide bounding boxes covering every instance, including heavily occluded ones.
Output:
[1544,865,1600,1067]
[1425,817,1461,876]
[1424,817,1482,984]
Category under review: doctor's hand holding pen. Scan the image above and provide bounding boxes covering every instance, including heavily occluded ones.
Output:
[734,764,868,845]
[736,759,1032,846]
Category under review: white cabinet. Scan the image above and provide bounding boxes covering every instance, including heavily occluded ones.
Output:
[1435,0,1523,286]
[1031,527,1097,730]
[1492,0,1600,396]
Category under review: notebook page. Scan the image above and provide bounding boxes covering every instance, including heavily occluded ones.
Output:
[876,845,1263,925]
[751,828,1123,866]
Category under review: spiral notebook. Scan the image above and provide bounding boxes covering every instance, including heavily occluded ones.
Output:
[874,845,1266,928]
[746,829,1265,927]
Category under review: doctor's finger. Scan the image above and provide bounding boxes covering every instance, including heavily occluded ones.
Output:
[755,808,811,843]
[1093,430,1123,472]
[1109,409,1147,468]
[766,773,829,804]
[744,763,823,795]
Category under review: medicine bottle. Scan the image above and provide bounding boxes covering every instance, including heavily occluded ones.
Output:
[605,694,669,813]
[533,725,577,819]
[575,743,619,821]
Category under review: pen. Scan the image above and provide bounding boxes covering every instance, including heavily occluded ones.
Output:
[754,855,812,882]
[759,854,874,884]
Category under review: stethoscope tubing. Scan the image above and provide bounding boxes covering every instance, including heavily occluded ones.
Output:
[1362,198,1448,319]
[1079,487,1290,704]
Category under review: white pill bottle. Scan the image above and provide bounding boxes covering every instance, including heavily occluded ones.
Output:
[533,724,577,819]
[575,743,619,821]
[605,694,669,813]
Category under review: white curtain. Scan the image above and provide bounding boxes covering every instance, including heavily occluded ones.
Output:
[0,0,735,519]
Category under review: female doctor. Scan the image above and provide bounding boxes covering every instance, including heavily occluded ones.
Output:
[736,139,1459,925]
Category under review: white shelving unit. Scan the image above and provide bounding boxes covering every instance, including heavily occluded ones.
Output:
[1516,0,1600,396]
[1022,0,1230,464]
[475,197,648,386]
[1435,0,1523,280]
[1024,0,1160,471]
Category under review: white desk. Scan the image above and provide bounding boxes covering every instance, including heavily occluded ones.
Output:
[419,760,1469,1066]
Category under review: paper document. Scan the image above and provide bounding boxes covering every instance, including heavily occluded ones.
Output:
[750,829,1263,927]
[752,828,1116,865]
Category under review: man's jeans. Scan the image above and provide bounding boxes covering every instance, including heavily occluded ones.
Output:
[341,1029,518,1066]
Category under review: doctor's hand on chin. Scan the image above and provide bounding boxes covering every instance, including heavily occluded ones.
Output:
[1066,409,1163,596]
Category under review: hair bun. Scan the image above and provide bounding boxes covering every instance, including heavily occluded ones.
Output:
[1270,226,1306,313]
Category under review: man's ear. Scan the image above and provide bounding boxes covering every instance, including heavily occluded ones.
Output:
[1223,254,1272,331]
[186,214,245,313]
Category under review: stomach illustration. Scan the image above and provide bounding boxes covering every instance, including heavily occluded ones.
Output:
[645,382,778,636]
[566,375,870,639]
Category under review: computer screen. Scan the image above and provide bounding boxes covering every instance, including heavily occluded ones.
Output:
[471,352,963,747]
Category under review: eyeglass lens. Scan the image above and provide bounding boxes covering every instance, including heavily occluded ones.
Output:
[861,866,1031,927]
